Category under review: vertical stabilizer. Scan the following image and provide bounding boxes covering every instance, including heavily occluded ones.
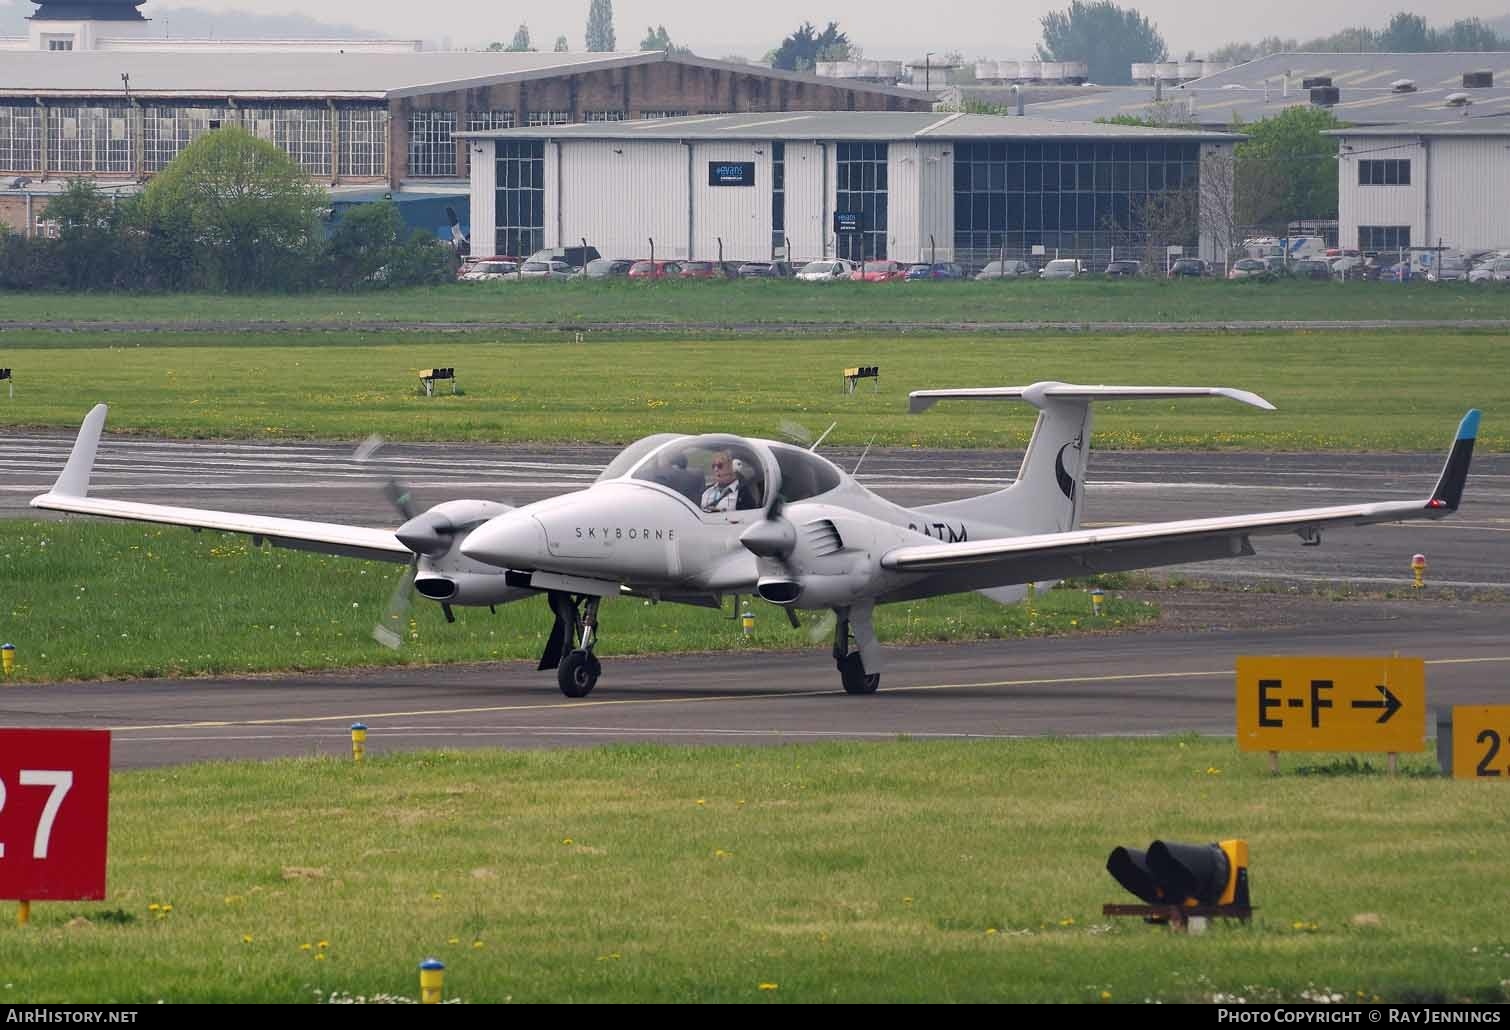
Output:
[50,403,108,499]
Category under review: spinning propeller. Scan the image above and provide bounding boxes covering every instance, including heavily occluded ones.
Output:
[356,434,431,650]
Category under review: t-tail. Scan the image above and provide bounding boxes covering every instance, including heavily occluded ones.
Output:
[907,382,1276,536]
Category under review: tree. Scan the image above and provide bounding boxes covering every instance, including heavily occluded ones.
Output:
[640,25,670,51]
[1232,107,1341,230]
[489,25,534,52]
[137,126,327,292]
[770,21,851,72]
[585,0,615,52]
[1441,18,1502,51]
[1038,1,1166,86]
[327,202,452,290]
[554,35,569,52]
[1378,12,1432,52]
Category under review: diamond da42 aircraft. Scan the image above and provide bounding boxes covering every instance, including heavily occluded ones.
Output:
[33,383,1479,697]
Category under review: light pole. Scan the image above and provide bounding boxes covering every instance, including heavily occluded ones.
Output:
[925,52,933,92]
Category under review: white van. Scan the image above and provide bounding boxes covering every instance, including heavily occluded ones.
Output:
[1242,236,1327,262]
[1039,258,1084,280]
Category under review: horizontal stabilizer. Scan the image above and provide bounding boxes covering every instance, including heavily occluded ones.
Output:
[908,382,1275,413]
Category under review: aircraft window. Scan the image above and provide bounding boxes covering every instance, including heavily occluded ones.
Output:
[632,437,768,512]
[597,434,687,483]
[771,444,842,502]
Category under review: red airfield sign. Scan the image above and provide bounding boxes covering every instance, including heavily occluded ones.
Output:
[0,729,111,901]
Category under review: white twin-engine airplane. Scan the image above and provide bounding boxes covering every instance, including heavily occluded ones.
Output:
[33,383,1478,698]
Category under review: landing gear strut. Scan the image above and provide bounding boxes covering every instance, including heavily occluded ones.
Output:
[540,591,603,698]
[832,604,880,695]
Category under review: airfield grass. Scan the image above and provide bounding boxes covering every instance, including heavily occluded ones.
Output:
[1,740,1504,1003]
[4,277,1510,326]
[0,521,1150,683]
[1,330,1506,451]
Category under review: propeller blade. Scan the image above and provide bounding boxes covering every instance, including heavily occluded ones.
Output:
[383,478,419,521]
[807,609,837,643]
[372,558,417,650]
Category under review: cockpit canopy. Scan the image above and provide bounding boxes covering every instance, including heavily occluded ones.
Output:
[598,433,843,510]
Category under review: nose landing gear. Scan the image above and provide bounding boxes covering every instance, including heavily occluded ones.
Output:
[540,591,604,697]
[832,604,880,695]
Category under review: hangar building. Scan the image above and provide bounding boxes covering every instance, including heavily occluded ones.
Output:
[462,111,1240,270]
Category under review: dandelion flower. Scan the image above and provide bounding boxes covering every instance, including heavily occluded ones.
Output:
[758,983,778,991]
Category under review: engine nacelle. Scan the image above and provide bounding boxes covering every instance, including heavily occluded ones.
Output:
[751,505,923,609]
[415,570,534,607]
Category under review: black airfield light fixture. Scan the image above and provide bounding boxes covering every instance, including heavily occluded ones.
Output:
[1105,839,1252,931]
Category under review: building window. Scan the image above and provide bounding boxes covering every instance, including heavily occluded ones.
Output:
[339,107,388,178]
[1359,225,1410,252]
[242,106,332,177]
[46,38,73,51]
[771,141,785,255]
[495,140,545,258]
[950,139,1200,273]
[467,111,515,132]
[1358,159,1410,186]
[528,111,571,127]
[142,106,228,173]
[0,104,42,172]
[408,111,456,177]
[639,111,688,120]
[836,141,888,262]
[47,105,132,174]
[583,111,625,122]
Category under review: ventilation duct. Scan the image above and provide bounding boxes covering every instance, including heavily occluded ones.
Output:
[1301,76,1333,89]
[1390,78,1417,93]
[1309,86,1339,107]
[1463,71,1493,89]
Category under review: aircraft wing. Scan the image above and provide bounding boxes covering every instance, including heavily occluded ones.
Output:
[881,410,1479,585]
[29,404,412,564]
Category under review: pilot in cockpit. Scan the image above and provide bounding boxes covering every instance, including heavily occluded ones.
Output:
[700,450,743,512]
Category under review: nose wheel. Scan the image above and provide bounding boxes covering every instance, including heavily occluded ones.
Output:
[832,606,880,694]
[540,591,605,698]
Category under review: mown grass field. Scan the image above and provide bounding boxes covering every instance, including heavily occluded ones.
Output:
[2,277,1509,326]
[1,330,1505,451]
[0,521,1149,683]
[0,740,1503,1003]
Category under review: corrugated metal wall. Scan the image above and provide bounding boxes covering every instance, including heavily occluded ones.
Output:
[783,141,827,262]
[1337,135,1423,251]
[1427,137,1510,252]
[469,139,496,257]
[887,142,920,261]
[690,142,769,262]
[917,141,954,262]
[556,140,689,258]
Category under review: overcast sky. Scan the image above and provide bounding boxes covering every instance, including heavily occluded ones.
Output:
[119,1,1510,58]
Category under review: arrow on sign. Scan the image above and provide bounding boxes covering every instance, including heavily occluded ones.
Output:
[1351,684,1403,724]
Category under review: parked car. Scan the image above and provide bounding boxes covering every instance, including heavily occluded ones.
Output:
[678,260,732,280]
[904,262,965,280]
[1039,258,1084,280]
[578,258,634,279]
[795,259,855,282]
[1227,258,1269,280]
[1167,258,1206,278]
[458,258,520,281]
[627,260,683,279]
[857,260,907,282]
[1425,258,1470,283]
[735,261,795,279]
[1290,259,1333,281]
[1469,257,1510,284]
[974,259,1032,280]
[1103,259,1142,278]
[517,259,573,280]
[527,245,602,271]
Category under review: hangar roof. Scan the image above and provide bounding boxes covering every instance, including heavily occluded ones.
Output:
[461,110,1241,142]
[0,49,930,102]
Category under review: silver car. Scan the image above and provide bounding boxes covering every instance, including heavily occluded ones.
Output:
[974,259,1032,280]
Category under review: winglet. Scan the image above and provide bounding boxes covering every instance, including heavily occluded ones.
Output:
[44,403,108,500]
[1428,408,1479,512]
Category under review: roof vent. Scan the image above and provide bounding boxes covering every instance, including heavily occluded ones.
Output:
[1463,70,1493,89]
[1445,91,1472,107]
[1390,78,1416,93]
[1309,85,1339,107]
[1301,76,1332,89]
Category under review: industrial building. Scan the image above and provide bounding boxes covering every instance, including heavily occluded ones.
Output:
[1331,122,1510,256]
[0,0,930,237]
[462,111,1239,270]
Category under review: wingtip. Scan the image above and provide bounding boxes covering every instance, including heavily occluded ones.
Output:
[1458,409,1481,441]
[49,403,109,498]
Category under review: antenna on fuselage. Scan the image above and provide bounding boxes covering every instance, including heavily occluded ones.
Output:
[852,434,877,477]
[809,422,838,452]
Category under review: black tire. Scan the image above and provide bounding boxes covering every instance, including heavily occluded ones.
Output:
[837,652,880,695]
[558,650,601,698]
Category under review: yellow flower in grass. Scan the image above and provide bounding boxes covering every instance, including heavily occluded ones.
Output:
[314,953,327,962]
[318,940,329,950]
[758,983,778,991]
[472,940,485,949]
[449,937,460,945]
[1100,991,1112,1002]
[300,943,313,951]
[241,935,253,944]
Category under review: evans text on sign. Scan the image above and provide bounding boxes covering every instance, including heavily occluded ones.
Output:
[833,211,862,234]
[708,161,756,187]
[1236,656,1425,753]
[1451,705,1510,780]
[0,729,111,901]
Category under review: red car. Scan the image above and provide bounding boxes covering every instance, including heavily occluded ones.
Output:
[678,261,730,279]
[628,260,683,280]
[857,260,906,282]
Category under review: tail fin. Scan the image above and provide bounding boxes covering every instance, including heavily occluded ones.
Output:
[48,403,108,499]
[908,382,1274,534]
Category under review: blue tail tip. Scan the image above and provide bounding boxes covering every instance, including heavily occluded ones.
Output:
[1458,409,1481,442]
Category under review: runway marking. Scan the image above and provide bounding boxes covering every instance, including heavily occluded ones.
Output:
[106,655,1510,734]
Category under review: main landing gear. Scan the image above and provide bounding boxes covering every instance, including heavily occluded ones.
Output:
[539,591,603,698]
[832,604,880,695]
